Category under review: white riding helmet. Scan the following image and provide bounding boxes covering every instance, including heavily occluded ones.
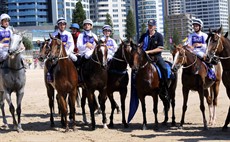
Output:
[192,18,203,28]
[83,19,93,26]
[0,13,11,21]
[102,25,112,31]
[57,17,67,25]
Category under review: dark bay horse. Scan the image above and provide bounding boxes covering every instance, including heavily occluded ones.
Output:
[107,40,132,128]
[0,32,26,132]
[206,26,230,131]
[48,33,78,132]
[129,43,178,130]
[172,44,221,130]
[80,40,108,130]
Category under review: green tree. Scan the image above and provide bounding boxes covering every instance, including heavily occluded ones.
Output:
[172,28,181,45]
[125,10,136,40]
[72,0,86,30]
[140,23,147,36]
[22,37,33,50]
[104,13,114,37]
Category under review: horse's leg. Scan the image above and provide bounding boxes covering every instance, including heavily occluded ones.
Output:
[198,88,208,130]
[16,90,24,133]
[108,92,116,128]
[99,89,108,129]
[212,81,220,126]
[120,88,128,128]
[76,87,81,108]
[0,91,8,129]
[222,106,230,132]
[59,94,69,132]
[180,87,189,128]
[87,91,96,130]
[4,92,17,130]
[95,94,101,114]
[169,87,176,126]
[81,88,88,124]
[140,96,147,130]
[69,89,77,131]
[222,88,230,131]
[47,86,55,127]
[206,87,213,125]
[153,93,159,130]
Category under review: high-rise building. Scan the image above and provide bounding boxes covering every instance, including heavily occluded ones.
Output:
[7,0,53,26]
[52,0,90,25]
[0,0,8,15]
[7,0,90,26]
[135,0,164,38]
[185,0,228,33]
[90,0,127,40]
[167,0,229,33]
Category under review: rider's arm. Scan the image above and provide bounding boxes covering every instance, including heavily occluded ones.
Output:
[146,33,164,54]
[66,32,74,55]
[77,33,87,55]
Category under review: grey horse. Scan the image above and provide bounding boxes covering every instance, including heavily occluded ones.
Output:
[0,31,26,132]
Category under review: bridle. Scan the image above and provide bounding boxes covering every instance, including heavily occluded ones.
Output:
[112,43,131,64]
[207,32,230,60]
[90,43,107,67]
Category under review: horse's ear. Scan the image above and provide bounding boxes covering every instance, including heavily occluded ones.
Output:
[217,25,222,34]
[224,32,228,38]
[56,32,61,39]
[49,33,54,39]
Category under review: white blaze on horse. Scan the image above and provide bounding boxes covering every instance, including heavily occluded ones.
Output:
[0,31,26,132]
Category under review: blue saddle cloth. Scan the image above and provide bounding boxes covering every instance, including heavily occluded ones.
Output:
[207,67,216,81]
[154,62,172,79]
[127,61,173,123]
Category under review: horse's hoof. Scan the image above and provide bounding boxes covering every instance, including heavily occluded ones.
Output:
[0,124,9,130]
[142,125,147,130]
[203,126,208,131]
[124,123,129,128]
[178,125,183,129]
[64,127,70,133]
[153,125,159,131]
[72,126,77,132]
[108,122,114,128]
[162,121,167,126]
[50,123,55,127]
[222,126,228,132]
[171,121,176,127]
[17,128,24,133]
[91,126,96,131]
[103,123,108,129]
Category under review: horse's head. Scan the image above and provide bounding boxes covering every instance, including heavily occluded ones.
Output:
[8,31,25,57]
[117,38,133,64]
[130,42,147,71]
[49,33,65,63]
[38,38,50,62]
[206,26,223,64]
[93,39,108,67]
[171,44,187,72]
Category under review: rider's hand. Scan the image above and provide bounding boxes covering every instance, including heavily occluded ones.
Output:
[86,42,93,49]
[193,43,202,48]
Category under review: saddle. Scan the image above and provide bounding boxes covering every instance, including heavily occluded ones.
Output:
[153,61,174,80]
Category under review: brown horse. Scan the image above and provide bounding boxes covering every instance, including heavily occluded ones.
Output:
[172,44,221,130]
[48,33,78,132]
[206,26,230,131]
[107,40,132,128]
[129,43,178,130]
[80,40,108,130]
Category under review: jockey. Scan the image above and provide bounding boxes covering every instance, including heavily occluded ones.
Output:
[186,18,208,60]
[0,13,12,62]
[77,19,98,60]
[52,17,77,62]
[70,23,81,53]
[100,25,118,61]
[46,17,77,82]
[137,19,169,102]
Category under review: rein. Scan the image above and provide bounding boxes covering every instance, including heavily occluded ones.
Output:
[180,48,198,69]
[56,39,69,60]
[90,45,104,66]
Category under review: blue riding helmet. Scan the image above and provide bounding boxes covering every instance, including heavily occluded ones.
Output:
[70,23,80,29]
